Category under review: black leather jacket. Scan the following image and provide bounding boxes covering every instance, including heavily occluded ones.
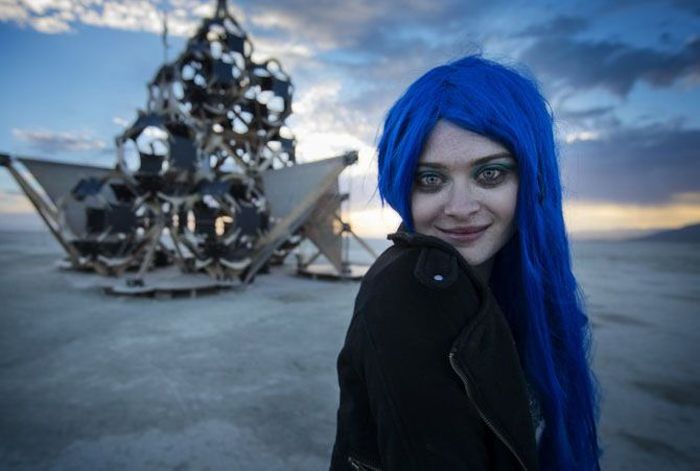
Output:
[330,229,539,471]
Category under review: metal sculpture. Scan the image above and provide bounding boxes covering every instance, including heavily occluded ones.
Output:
[2,0,376,295]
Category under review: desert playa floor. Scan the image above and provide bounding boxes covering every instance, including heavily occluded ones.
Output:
[0,231,698,470]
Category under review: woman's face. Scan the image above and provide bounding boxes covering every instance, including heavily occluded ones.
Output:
[411,120,519,270]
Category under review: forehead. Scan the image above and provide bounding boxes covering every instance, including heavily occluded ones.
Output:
[420,120,510,164]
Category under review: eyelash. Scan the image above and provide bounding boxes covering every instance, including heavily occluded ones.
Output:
[414,165,513,191]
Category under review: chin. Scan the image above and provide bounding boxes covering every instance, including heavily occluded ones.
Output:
[457,250,488,267]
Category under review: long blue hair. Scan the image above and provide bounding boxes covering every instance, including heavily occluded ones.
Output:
[377,55,601,470]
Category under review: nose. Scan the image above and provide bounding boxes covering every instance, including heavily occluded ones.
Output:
[443,179,480,218]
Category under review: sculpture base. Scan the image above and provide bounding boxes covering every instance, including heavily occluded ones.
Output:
[105,270,241,297]
[296,263,369,281]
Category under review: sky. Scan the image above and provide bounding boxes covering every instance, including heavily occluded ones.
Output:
[1,0,699,238]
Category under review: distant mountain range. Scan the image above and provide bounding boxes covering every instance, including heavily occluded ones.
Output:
[628,223,700,243]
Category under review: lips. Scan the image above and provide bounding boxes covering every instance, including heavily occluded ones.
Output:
[437,225,490,235]
[436,224,490,244]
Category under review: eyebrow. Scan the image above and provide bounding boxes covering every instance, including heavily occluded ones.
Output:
[417,152,515,169]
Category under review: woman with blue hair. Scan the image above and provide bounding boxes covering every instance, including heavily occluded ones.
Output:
[330,55,601,470]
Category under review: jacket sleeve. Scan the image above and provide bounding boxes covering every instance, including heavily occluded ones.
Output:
[330,311,383,471]
[351,257,492,470]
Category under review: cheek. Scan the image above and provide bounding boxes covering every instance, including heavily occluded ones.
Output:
[494,184,518,224]
[474,182,517,223]
[411,192,442,227]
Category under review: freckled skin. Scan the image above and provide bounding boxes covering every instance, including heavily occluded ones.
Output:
[411,120,519,280]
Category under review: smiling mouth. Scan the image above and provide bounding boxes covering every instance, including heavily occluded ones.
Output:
[437,225,490,235]
[436,225,490,243]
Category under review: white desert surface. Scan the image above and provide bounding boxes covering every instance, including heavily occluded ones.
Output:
[0,230,698,470]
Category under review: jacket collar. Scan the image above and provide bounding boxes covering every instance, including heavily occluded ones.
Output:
[387,224,491,299]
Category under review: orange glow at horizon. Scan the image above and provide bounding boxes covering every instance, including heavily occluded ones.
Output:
[563,194,700,233]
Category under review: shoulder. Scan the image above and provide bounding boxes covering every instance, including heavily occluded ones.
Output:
[361,242,466,296]
[353,241,482,342]
[358,244,452,302]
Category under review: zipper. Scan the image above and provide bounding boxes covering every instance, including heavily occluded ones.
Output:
[347,455,382,471]
[448,351,528,471]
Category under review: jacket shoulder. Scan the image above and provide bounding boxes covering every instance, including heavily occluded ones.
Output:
[354,242,481,333]
[363,242,462,292]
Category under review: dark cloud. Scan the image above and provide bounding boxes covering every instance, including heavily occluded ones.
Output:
[243,0,487,39]
[557,105,616,122]
[671,0,700,15]
[516,15,589,38]
[639,0,700,16]
[586,0,700,17]
[518,18,700,97]
[242,0,493,71]
[561,122,700,203]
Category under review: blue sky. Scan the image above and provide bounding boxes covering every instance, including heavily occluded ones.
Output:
[1,0,699,237]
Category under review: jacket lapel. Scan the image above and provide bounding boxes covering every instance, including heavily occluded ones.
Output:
[450,293,539,470]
